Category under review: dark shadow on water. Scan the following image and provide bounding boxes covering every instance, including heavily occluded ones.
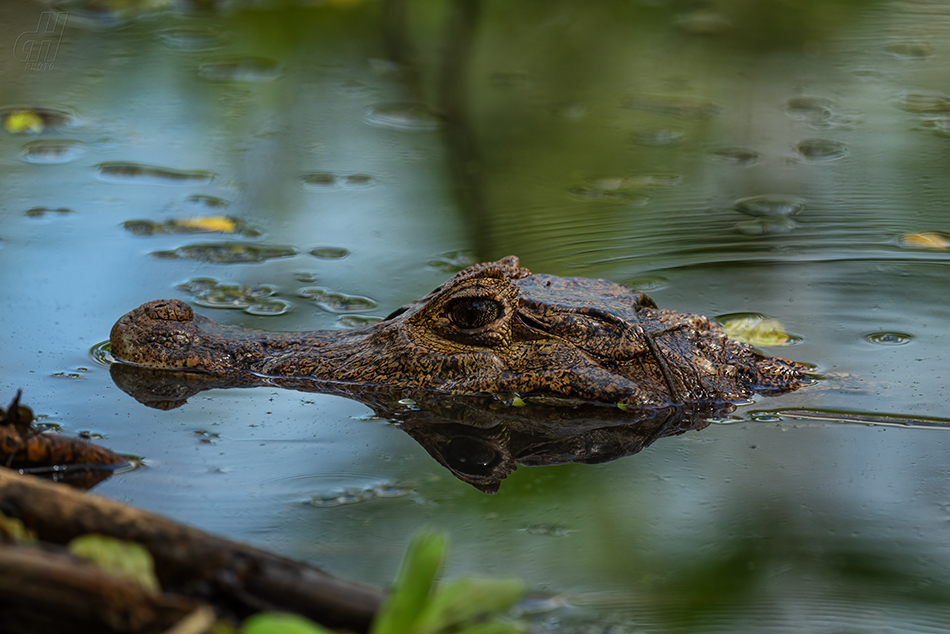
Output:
[110,362,726,493]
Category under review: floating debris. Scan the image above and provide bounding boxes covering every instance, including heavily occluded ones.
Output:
[428,251,478,273]
[718,313,799,347]
[176,278,291,315]
[885,41,933,59]
[25,207,72,219]
[96,162,216,186]
[710,147,759,165]
[899,232,948,250]
[298,287,377,313]
[309,246,351,259]
[794,138,849,162]
[152,243,297,264]
[307,482,411,507]
[157,27,225,51]
[896,90,950,113]
[630,128,684,146]
[623,94,718,119]
[21,140,85,164]
[1,106,79,134]
[337,315,381,328]
[301,172,376,190]
[122,216,259,237]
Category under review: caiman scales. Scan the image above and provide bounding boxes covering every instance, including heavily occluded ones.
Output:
[110,256,810,407]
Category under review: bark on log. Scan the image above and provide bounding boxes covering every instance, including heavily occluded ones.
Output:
[0,469,384,632]
[0,543,199,634]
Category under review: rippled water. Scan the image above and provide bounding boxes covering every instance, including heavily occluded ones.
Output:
[3,1,950,632]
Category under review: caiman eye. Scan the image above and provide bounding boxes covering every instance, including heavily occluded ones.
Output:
[446,297,501,329]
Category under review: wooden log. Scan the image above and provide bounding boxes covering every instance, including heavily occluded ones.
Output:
[0,469,384,632]
[0,543,199,634]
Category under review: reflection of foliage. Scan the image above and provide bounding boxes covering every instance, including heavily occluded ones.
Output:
[243,529,525,634]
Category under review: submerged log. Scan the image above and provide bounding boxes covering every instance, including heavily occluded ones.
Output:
[0,469,384,632]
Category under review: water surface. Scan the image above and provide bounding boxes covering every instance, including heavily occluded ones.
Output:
[2,1,950,632]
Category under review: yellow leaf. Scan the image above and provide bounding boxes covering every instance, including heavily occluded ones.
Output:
[173,216,237,233]
[899,232,948,251]
[5,110,45,134]
[719,314,791,346]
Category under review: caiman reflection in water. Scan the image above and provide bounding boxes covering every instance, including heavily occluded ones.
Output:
[111,363,731,492]
[109,256,811,491]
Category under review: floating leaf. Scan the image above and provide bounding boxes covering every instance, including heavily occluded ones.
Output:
[5,110,45,134]
[68,534,160,594]
[718,313,795,346]
[242,612,333,634]
[899,232,948,251]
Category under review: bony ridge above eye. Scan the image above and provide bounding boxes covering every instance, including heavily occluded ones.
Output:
[446,296,502,329]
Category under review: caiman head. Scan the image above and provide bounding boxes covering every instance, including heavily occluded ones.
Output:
[110,256,809,407]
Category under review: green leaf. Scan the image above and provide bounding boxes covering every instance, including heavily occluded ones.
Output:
[371,529,447,634]
[68,534,160,593]
[241,612,334,634]
[414,578,525,634]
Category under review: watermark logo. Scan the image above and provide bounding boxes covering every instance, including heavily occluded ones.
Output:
[15,11,68,72]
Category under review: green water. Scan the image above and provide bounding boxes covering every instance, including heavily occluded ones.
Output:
[3,0,950,631]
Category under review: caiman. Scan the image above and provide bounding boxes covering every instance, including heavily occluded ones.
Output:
[110,256,810,408]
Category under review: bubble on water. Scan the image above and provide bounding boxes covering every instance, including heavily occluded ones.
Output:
[309,246,350,259]
[365,103,442,130]
[158,27,226,50]
[794,138,849,162]
[864,331,913,345]
[734,194,805,218]
[96,162,216,186]
[884,41,933,59]
[710,147,759,165]
[152,243,297,264]
[298,287,377,313]
[896,90,950,113]
[198,57,282,82]
[25,206,72,219]
[20,140,85,164]
[245,299,293,316]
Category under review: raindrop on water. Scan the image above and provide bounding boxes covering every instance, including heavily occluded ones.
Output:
[710,147,759,165]
[734,194,805,218]
[864,332,913,345]
[896,90,950,113]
